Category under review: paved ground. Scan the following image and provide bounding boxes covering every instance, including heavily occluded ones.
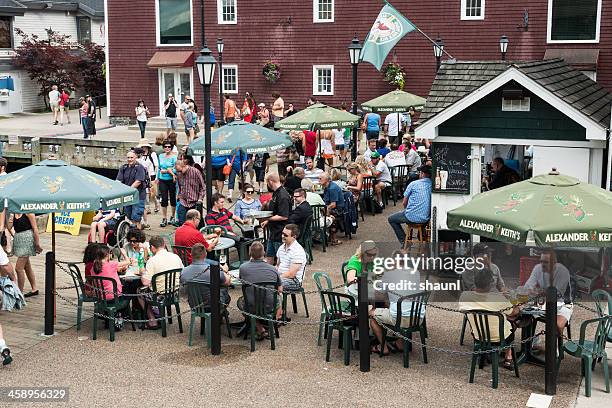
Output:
[1,200,606,408]
[0,110,114,139]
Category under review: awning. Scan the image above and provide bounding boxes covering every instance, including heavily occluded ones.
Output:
[147,51,195,68]
[544,48,599,71]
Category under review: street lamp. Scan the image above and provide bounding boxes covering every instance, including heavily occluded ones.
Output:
[217,37,224,126]
[499,35,509,61]
[348,35,362,161]
[433,37,444,72]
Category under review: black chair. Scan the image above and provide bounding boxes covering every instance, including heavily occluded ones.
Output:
[390,165,410,206]
[172,245,192,266]
[297,215,314,264]
[151,268,184,338]
[465,310,519,389]
[360,176,377,216]
[310,204,328,252]
[239,281,280,352]
[185,282,233,347]
[281,280,310,322]
[379,291,430,368]
[321,290,358,365]
[67,263,97,331]
[89,275,135,342]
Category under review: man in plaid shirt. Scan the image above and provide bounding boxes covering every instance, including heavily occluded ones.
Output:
[176,155,205,225]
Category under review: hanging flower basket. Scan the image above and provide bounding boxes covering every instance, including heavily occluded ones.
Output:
[262,60,281,83]
[383,62,406,90]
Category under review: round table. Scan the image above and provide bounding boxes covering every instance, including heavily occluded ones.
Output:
[215,237,236,252]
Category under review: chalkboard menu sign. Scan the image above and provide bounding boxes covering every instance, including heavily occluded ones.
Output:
[431,143,471,194]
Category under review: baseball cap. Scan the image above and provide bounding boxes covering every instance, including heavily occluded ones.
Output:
[473,243,490,256]
[370,152,381,159]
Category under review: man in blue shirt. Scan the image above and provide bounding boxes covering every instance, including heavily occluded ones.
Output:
[387,165,432,246]
[319,173,345,245]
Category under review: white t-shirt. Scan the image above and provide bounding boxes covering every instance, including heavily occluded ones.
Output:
[321,139,334,155]
[136,106,148,122]
[364,148,375,162]
[276,241,307,283]
[333,129,345,146]
[137,157,155,180]
[384,113,405,137]
[48,90,60,104]
[384,150,407,168]
[406,148,422,172]
[375,161,392,183]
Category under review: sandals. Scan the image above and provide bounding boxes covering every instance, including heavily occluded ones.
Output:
[502,359,514,370]
[370,344,390,356]
[1,348,12,366]
[160,219,167,227]
[330,239,343,246]
[24,290,39,298]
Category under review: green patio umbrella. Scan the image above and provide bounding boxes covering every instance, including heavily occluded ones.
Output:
[447,171,612,247]
[275,103,359,130]
[362,89,426,113]
[187,120,293,156]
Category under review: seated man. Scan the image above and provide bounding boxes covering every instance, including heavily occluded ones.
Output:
[304,157,324,183]
[524,249,573,334]
[276,224,307,291]
[485,157,520,190]
[239,241,283,337]
[174,209,218,264]
[319,173,345,245]
[367,152,392,208]
[344,241,377,298]
[462,243,506,292]
[288,188,312,233]
[205,193,245,241]
[89,208,119,243]
[387,165,432,247]
[363,138,378,162]
[180,243,231,307]
[459,268,519,368]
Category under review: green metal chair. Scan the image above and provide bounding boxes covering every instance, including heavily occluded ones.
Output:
[172,245,192,266]
[297,215,314,264]
[560,315,611,397]
[313,272,334,346]
[310,205,327,253]
[151,268,183,338]
[341,261,349,286]
[592,289,612,345]
[89,276,135,342]
[321,290,358,366]
[185,282,232,347]
[379,291,430,368]
[67,263,96,331]
[239,281,280,352]
[465,310,519,389]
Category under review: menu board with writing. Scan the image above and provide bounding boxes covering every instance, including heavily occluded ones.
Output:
[432,143,471,194]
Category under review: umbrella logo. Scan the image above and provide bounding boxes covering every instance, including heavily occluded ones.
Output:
[215,132,230,145]
[554,194,589,222]
[368,12,404,45]
[0,174,24,189]
[494,192,532,214]
[41,176,65,194]
[250,130,264,142]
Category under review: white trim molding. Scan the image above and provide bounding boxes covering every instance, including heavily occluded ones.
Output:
[312,65,334,96]
[217,0,238,25]
[547,0,601,44]
[221,64,238,94]
[432,136,605,149]
[461,0,485,21]
[415,67,608,142]
[155,0,194,47]
[313,0,334,23]
[104,0,110,116]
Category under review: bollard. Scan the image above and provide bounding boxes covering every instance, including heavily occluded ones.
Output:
[44,251,55,336]
[358,267,370,372]
[210,262,221,355]
[544,286,558,395]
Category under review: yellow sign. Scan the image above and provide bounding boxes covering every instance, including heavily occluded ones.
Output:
[46,211,83,236]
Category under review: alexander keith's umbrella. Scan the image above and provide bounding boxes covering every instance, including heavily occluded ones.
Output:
[275,103,359,131]
[447,170,612,247]
[362,89,426,113]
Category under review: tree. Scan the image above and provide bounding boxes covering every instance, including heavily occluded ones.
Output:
[75,41,106,102]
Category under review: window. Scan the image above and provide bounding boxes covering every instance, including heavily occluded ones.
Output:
[76,17,91,44]
[548,0,601,43]
[502,97,530,112]
[461,0,485,20]
[221,65,238,94]
[314,0,334,23]
[0,17,13,49]
[156,0,193,45]
[217,0,237,24]
[313,65,334,96]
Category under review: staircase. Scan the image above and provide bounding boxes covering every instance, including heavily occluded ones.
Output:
[127,116,169,133]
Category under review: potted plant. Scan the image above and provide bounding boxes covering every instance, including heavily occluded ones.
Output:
[262,60,281,83]
[383,62,406,90]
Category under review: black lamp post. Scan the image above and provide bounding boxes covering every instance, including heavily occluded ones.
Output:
[433,38,444,72]
[217,37,224,126]
[348,36,362,161]
[196,0,220,356]
[499,35,509,61]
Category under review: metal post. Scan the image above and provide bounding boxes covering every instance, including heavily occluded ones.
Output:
[351,62,359,161]
[358,258,370,372]
[210,262,221,355]
[544,285,558,395]
[218,51,224,126]
[44,251,55,336]
[435,57,441,73]
[204,85,213,212]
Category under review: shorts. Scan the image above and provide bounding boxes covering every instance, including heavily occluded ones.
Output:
[366,130,379,140]
[124,200,145,222]
[372,308,413,327]
[254,167,266,182]
[266,240,282,257]
[59,105,65,111]
[0,246,9,266]
[98,218,117,230]
[558,304,573,322]
[212,166,226,181]
[336,144,345,151]
[50,102,59,110]
[322,153,334,159]
[166,117,178,129]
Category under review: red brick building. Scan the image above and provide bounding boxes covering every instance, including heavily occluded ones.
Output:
[106,0,611,122]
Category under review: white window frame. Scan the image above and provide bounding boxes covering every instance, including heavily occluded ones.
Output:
[501,97,531,112]
[547,0,601,44]
[312,65,334,96]
[313,0,334,23]
[220,64,238,94]
[461,0,485,20]
[217,0,238,25]
[155,0,194,47]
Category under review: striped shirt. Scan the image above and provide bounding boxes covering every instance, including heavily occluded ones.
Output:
[177,166,205,208]
[205,208,234,232]
[403,178,432,223]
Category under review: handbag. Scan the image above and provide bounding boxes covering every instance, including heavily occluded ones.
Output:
[223,154,236,176]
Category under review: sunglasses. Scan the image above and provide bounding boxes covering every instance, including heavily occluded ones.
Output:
[130,240,138,244]
[293,195,301,199]
[364,251,377,257]
[163,145,172,148]
[245,190,254,194]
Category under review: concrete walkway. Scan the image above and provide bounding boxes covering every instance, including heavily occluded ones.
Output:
[573,344,612,407]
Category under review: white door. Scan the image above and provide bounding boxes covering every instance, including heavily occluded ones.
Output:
[159,68,193,114]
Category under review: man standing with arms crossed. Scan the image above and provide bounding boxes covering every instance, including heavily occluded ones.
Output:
[163,93,179,136]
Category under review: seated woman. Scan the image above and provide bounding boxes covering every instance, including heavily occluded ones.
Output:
[234,183,262,220]
[120,228,149,275]
[89,209,119,243]
[346,163,363,204]
[90,244,131,301]
[344,241,377,299]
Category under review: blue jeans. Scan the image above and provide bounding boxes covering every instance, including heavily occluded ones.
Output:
[81,117,89,138]
[177,203,196,226]
[228,168,238,191]
[388,211,410,245]
[137,120,146,138]
[125,200,145,223]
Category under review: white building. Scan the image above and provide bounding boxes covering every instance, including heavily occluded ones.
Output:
[0,0,105,114]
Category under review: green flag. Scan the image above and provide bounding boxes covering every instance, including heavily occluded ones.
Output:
[360,3,417,71]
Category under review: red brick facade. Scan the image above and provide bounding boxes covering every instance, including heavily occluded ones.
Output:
[107,0,612,119]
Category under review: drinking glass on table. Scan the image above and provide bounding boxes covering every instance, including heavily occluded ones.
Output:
[214,227,222,237]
